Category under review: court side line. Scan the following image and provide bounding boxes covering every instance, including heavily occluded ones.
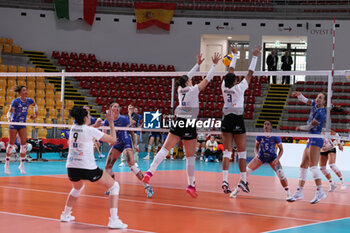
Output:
[0,185,319,223]
[0,211,155,233]
[46,175,350,207]
[262,216,350,233]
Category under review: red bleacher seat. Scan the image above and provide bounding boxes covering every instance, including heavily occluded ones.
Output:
[121,62,130,71]
[149,64,157,71]
[139,63,148,71]
[167,65,175,71]
[130,63,139,71]
[96,96,104,105]
[61,51,69,59]
[244,111,253,119]
[280,126,289,130]
[79,53,87,60]
[158,64,166,71]
[70,52,78,60]
[103,61,111,69]
[52,51,60,59]
[88,54,96,61]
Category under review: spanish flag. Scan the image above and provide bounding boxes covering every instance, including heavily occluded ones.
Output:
[134,2,177,31]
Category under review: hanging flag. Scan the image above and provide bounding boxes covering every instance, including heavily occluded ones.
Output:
[54,0,97,26]
[134,2,177,31]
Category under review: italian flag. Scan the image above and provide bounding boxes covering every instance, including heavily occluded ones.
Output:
[54,0,97,26]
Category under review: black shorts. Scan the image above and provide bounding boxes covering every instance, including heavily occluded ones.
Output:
[320,147,337,156]
[170,118,197,140]
[67,167,103,182]
[197,139,206,143]
[221,114,246,134]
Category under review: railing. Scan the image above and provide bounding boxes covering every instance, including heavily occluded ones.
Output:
[0,0,349,19]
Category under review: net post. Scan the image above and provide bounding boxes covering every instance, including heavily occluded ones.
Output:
[61,70,65,124]
[325,72,332,132]
[171,77,175,114]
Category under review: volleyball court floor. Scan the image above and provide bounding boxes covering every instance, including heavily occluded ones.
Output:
[1,158,350,233]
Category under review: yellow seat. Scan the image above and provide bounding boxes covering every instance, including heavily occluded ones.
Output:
[68,118,74,125]
[37,109,46,119]
[46,83,55,91]
[6,96,15,104]
[17,80,26,86]
[7,79,17,89]
[1,127,9,137]
[3,44,12,53]
[8,65,17,73]
[0,64,7,72]
[0,37,4,45]
[63,109,70,119]
[12,45,21,54]
[49,108,58,118]
[18,66,26,73]
[55,91,62,101]
[5,38,13,45]
[36,90,45,98]
[46,90,54,99]
[27,67,36,82]
[0,79,6,86]
[1,114,8,122]
[36,82,45,90]
[27,107,34,116]
[27,81,35,89]
[36,98,45,107]
[65,100,75,109]
[3,106,10,113]
[0,57,2,64]
[0,97,5,106]
[37,128,47,138]
[17,76,26,82]
[27,91,35,99]
[46,98,55,108]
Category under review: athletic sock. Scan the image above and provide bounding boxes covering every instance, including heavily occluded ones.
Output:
[222,170,229,183]
[110,208,118,219]
[63,206,72,215]
[186,156,196,186]
[148,147,169,174]
[241,172,247,183]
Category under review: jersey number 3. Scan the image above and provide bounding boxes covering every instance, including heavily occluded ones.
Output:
[227,94,232,103]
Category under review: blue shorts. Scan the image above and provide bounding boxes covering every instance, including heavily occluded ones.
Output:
[258,154,277,164]
[135,131,141,136]
[150,132,161,138]
[113,139,132,153]
[306,138,324,149]
[9,125,26,130]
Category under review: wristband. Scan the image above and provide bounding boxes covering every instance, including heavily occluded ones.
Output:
[248,56,258,71]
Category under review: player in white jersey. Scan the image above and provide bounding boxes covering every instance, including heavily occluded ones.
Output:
[319,130,346,191]
[142,52,222,198]
[60,106,127,229]
[221,46,261,194]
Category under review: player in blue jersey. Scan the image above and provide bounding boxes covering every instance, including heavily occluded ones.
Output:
[4,85,38,175]
[143,131,161,160]
[230,121,291,200]
[287,91,327,204]
[103,103,153,198]
[133,106,142,162]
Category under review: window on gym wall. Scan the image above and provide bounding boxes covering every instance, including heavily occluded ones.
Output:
[263,42,307,84]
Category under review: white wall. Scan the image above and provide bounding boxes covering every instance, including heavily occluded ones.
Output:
[0,7,348,71]
[281,143,350,171]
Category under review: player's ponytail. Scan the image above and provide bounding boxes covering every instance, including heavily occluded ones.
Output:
[224,73,236,88]
[176,75,189,88]
[13,85,26,93]
[70,106,88,125]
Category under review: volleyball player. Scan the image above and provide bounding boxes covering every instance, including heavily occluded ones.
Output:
[4,85,37,175]
[143,131,161,160]
[134,106,142,164]
[142,52,222,198]
[230,121,291,200]
[221,46,261,194]
[287,91,327,204]
[61,106,127,229]
[103,102,154,198]
[83,105,105,158]
[320,130,346,191]
[196,132,207,161]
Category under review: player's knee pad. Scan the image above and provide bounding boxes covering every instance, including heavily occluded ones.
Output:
[109,182,120,196]
[329,164,340,173]
[320,166,329,176]
[237,151,246,159]
[130,164,140,174]
[69,184,85,197]
[299,168,308,181]
[6,144,15,154]
[223,150,231,159]
[147,145,152,150]
[276,168,286,181]
[27,143,32,152]
[20,145,27,154]
[310,166,322,180]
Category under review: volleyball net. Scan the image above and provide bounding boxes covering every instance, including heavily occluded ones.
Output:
[0,70,350,145]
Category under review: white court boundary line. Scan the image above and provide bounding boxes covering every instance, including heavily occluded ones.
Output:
[0,211,155,233]
[0,185,319,223]
[263,216,350,233]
